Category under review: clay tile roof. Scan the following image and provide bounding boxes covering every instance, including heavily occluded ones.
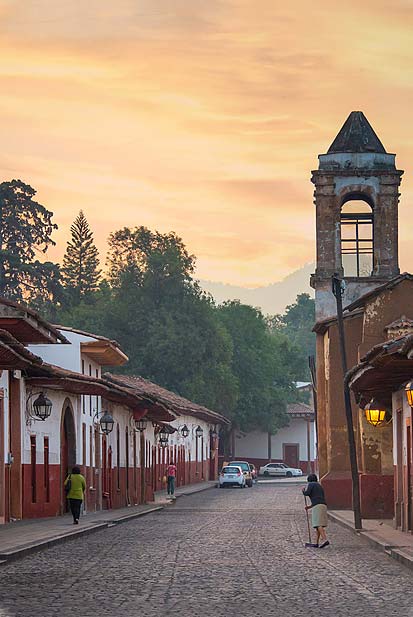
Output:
[0,328,44,367]
[287,403,314,417]
[327,111,387,154]
[0,297,69,344]
[104,373,230,425]
[384,315,413,332]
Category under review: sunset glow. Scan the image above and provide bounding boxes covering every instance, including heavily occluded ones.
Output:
[1,0,413,286]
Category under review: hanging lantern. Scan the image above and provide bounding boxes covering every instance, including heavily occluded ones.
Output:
[180,424,189,438]
[158,426,169,446]
[195,425,203,438]
[134,417,147,432]
[99,410,115,435]
[32,392,53,421]
[406,382,413,407]
[364,399,387,427]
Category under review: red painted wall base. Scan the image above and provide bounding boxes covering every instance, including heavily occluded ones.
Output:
[321,471,394,519]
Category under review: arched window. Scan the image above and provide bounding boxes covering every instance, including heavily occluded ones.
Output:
[340,200,373,277]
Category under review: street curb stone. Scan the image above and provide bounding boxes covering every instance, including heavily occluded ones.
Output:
[328,511,413,572]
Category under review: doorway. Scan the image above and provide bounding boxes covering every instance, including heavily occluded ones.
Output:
[60,402,76,513]
[283,443,299,469]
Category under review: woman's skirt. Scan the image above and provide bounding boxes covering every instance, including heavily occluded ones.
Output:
[312,504,328,528]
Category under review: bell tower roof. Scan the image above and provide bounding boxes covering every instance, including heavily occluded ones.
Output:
[327,111,387,154]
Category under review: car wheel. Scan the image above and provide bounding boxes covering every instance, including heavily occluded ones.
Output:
[263,471,269,477]
[286,471,293,477]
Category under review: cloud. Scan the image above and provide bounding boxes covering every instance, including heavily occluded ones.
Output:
[0,0,412,285]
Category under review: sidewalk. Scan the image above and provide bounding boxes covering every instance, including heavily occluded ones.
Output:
[329,510,413,570]
[0,481,215,564]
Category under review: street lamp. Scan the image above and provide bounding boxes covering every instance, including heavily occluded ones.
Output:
[133,417,147,432]
[405,381,413,407]
[158,426,169,447]
[94,410,115,435]
[180,424,189,438]
[364,399,387,427]
[27,392,53,422]
[195,425,203,439]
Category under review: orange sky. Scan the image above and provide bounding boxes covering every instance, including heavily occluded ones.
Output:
[1,0,413,286]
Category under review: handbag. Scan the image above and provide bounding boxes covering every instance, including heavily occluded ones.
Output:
[64,474,72,495]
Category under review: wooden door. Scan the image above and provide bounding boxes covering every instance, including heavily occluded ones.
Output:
[283,443,299,469]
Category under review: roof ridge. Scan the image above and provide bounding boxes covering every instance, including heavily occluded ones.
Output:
[327,111,386,154]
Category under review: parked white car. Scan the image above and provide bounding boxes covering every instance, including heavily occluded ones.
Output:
[259,463,303,477]
[219,465,246,488]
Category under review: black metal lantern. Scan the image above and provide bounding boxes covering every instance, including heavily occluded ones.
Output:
[195,425,203,438]
[158,426,169,446]
[99,410,115,435]
[180,424,189,438]
[134,417,147,432]
[210,427,218,439]
[32,392,52,421]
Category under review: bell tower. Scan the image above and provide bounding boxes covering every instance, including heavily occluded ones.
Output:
[311,111,403,321]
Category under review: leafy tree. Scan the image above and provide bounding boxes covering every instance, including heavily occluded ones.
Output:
[62,210,101,302]
[107,226,195,298]
[217,301,304,433]
[0,179,59,301]
[268,293,315,367]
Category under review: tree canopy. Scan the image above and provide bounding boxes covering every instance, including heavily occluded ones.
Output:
[0,179,59,306]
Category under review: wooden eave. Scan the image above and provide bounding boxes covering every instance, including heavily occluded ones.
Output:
[81,341,128,366]
[347,335,413,408]
[0,299,68,344]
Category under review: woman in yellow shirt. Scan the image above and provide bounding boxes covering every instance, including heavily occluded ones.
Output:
[64,466,86,525]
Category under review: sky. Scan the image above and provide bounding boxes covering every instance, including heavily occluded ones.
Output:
[1,0,413,287]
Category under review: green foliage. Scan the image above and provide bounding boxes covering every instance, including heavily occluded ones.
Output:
[55,225,313,434]
[217,301,304,433]
[268,293,315,375]
[0,179,59,304]
[62,210,101,303]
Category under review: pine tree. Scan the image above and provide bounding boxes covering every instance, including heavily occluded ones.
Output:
[62,211,101,302]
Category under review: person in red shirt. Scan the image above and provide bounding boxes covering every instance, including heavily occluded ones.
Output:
[166,461,177,496]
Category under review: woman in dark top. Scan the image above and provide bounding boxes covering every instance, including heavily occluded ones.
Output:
[303,473,330,548]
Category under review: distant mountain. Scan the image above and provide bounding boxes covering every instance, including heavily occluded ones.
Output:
[200,263,314,315]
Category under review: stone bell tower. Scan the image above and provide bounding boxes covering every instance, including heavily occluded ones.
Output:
[311,111,403,321]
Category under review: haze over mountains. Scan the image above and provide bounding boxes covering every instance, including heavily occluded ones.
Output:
[200,263,314,315]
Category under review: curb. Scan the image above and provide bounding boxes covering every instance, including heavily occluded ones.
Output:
[0,506,164,565]
[328,512,413,571]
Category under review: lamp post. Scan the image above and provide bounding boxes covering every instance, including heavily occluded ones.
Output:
[332,274,362,530]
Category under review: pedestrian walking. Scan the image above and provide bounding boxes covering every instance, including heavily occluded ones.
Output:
[302,473,330,548]
[64,466,86,525]
[166,461,177,496]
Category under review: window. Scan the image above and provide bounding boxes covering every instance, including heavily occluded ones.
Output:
[30,435,36,503]
[341,200,373,277]
[44,437,50,502]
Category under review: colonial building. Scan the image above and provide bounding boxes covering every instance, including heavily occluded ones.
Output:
[348,332,413,531]
[0,302,229,524]
[311,111,405,516]
[233,401,315,472]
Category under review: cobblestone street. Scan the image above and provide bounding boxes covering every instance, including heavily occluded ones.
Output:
[0,484,412,617]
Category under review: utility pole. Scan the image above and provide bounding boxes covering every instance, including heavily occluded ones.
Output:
[332,274,362,530]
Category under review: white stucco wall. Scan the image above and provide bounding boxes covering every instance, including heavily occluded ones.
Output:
[235,418,315,462]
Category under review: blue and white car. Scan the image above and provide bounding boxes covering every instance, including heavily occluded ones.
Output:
[259,463,303,477]
[219,465,246,488]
